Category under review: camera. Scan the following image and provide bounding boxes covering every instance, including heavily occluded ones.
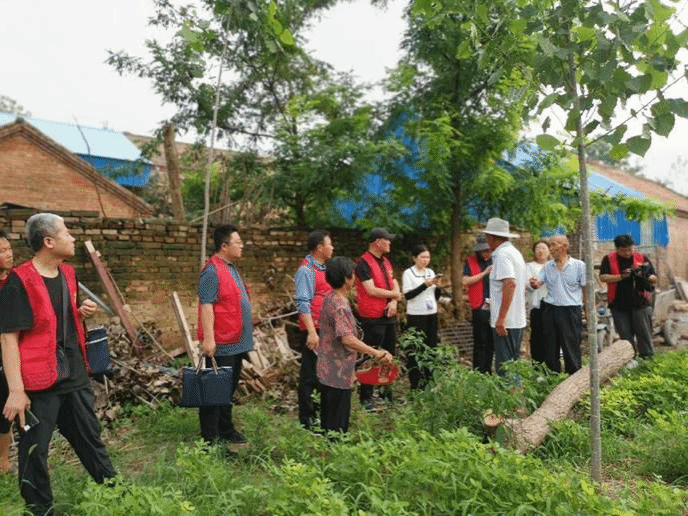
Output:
[632,263,654,292]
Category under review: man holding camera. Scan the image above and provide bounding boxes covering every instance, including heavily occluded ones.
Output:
[599,234,657,359]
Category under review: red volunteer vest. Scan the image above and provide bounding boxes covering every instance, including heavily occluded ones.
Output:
[197,255,248,344]
[355,252,394,319]
[465,254,487,310]
[606,251,644,304]
[14,261,88,392]
[297,258,332,331]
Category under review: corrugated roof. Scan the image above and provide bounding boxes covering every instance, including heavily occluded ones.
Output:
[588,171,643,198]
[0,113,142,161]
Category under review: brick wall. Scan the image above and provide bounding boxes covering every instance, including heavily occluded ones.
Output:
[0,208,540,355]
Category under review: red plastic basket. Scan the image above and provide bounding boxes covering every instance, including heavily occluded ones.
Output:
[355,362,399,386]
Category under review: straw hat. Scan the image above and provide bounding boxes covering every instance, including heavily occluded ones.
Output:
[483,218,520,239]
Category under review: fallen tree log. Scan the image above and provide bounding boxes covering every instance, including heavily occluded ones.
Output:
[506,339,635,453]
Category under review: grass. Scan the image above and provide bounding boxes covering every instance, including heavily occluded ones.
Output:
[3,348,688,514]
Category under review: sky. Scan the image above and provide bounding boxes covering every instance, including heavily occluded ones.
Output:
[3,0,687,194]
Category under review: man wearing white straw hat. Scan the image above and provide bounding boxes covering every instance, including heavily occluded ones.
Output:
[483,218,527,378]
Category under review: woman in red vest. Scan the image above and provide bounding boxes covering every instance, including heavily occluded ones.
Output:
[462,234,494,373]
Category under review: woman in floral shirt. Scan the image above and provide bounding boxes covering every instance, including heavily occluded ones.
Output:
[317,257,393,433]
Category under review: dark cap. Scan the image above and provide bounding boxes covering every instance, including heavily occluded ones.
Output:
[473,233,490,252]
[368,227,396,242]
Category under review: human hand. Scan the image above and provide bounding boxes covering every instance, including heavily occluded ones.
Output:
[529,277,540,289]
[306,331,319,351]
[201,339,216,357]
[495,319,507,337]
[386,302,398,318]
[3,390,31,428]
[78,299,98,319]
[376,350,393,364]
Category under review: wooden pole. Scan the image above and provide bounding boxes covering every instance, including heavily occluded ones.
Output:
[84,240,142,354]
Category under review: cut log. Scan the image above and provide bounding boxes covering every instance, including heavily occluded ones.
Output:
[505,339,635,453]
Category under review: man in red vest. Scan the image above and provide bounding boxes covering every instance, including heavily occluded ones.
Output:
[0,213,116,516]
[198,224,253,445]
[462,234,493,373]
[599,234,656,359]
[294,230,334,429]
[354,228,402,410]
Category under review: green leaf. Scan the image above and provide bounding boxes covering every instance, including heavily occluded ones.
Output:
[609,143,629,160]
[651,112,675,136]
[626,136,651,156]
[279,29,295,46]
[665,99,688,119]
[536,134,560,150]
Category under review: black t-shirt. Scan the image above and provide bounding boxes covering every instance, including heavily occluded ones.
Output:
[0,270,88,394]
[600,253,656,309]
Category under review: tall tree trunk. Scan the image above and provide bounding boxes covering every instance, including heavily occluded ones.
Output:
[568,51,602,482]
[163,123,186,221]
[450,190,464,317]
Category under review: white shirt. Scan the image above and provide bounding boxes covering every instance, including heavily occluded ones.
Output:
[402,266,437,316]
[489,241,527,329]
[526,261,548,310]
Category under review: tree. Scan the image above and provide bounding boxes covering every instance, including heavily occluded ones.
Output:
[108,0,388,227]
[522,0,688,480]
[384,1,536,309]
[0,95,30,116]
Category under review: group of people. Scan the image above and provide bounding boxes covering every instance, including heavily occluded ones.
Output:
[464,218,657,380]
[0,213,659,515]
[294,228,441,433]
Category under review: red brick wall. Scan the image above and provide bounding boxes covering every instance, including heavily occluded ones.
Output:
[0,133,146,218]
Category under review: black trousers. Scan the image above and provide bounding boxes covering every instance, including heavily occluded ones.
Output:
[471,309,494,373]
[358,319,396,403]
[296,330,321,427]
[611,306,654,358]
[199,353,245,442]
[320,384,352,434]
[542,303,582,375]
[405,313,438,389]
[20,387,116,516]
[529,307,546,364]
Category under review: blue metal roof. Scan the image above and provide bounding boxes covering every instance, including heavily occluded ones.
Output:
[0,113,142,161]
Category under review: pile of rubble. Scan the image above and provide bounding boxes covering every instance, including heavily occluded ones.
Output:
[90,311,302,423]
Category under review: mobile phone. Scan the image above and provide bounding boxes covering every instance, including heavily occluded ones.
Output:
[17,409,40,433]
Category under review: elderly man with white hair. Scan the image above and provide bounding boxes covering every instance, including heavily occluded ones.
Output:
[483,218,527,378]
[0,213,116,516]
[530,235,586,374]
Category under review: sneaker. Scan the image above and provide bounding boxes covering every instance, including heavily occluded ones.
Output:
[227,430,247,444]
[362,401,377,413]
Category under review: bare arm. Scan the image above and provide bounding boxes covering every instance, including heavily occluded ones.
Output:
[361,278,401,301]
[199,303,216,357]
[341,335,393,363]
[1,332,31,428]
[462,266,491,287]
[299,313,319,350]
[495,278,516,337]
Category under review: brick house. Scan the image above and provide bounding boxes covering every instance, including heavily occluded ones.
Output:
[0,119,154,218]
[589,161,688,286]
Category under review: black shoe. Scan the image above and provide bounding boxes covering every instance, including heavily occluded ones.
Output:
[362,401,377,413]
[227,430,247,444]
